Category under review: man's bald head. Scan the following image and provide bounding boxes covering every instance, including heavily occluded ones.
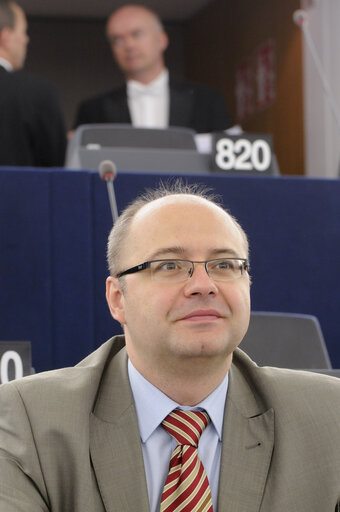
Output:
[105,4,168,83]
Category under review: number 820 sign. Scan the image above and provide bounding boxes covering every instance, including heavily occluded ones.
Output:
[213,133,274,174]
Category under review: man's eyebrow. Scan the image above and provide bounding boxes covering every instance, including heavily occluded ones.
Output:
[148,247,186,259]
[210,248,240,258]
[147,247,242,260]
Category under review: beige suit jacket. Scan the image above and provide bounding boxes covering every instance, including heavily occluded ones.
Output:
[0,335,339,511]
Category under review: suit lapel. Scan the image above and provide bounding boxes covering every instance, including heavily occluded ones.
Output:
[90,347,150,512]
[89,342,274,512]
[218,355,274,511]
[105,86,131,123]
[169,81,194,127]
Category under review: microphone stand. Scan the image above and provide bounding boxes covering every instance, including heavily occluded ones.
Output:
[98,160,119,224]
[106,178,119,224]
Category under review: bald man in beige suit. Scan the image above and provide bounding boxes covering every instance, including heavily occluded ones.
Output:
[0,182,340,511]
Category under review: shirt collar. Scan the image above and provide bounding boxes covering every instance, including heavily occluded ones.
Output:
[0,57,13,72]
[128,358,228,443]
[127,68,169,97]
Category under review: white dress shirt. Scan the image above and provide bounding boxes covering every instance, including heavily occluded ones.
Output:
[128,358,229,512]
[127,69,169,128]
[0,57,13,71]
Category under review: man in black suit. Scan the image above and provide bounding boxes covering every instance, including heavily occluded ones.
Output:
[74,4,232,134]
[0,0,66,167]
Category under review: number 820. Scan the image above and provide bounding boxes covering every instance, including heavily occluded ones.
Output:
[215,137,271,172]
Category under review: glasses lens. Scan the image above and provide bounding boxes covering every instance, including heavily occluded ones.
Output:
[207,259,245,281]
[150,260,192,282]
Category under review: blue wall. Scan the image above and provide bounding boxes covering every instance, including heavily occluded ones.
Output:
[0,168,339,371]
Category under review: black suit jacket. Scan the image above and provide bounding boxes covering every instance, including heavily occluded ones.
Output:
[0,66,66,167]
[74,79,232,133]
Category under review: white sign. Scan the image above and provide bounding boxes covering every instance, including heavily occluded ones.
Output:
[0,341,32,383]
[213,133,275,175]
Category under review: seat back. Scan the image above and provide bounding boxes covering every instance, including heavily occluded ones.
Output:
[65,124,210,173]
[79,124,197,149]
[240,311,332,369]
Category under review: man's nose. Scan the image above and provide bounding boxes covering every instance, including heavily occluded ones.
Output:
[123,35,136,48]
[183,263,218,297]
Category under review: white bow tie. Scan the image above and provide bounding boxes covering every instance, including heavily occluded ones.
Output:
[128,81,164,99]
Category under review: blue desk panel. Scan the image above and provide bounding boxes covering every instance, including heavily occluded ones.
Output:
[0,167,339,371]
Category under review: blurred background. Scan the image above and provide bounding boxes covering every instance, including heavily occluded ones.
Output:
[19,0,340,178]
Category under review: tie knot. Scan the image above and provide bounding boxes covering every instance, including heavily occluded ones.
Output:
[162,410,210,447]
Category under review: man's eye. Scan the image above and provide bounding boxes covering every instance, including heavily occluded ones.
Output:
[133,29,144,39]
[159,261,179,271]
[212,260,239,272]
[216,260,233,269]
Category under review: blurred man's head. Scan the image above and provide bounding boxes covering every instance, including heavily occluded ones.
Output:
[106,4,168,84]
[0,1,29,70]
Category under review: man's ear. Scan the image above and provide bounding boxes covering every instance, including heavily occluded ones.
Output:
[0,27,11,50]
[106,276,126,325]
[159,30,169,53]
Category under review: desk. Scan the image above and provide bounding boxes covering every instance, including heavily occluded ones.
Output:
[0,167,339,371]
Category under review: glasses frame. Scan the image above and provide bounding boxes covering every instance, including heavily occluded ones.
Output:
[116,258,249,282]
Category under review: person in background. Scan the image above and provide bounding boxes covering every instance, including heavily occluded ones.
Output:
[74,4,232,133]
[0,180,339,511]
[0,0,66,166]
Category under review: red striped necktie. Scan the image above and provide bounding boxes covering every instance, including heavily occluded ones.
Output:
[160,409,213,512]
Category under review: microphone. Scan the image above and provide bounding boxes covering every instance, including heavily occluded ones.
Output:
[99,159,116,181]
[98,160,119,223]
[293,9,340,134]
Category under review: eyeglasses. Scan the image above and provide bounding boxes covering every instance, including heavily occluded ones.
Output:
[116,258,249,283]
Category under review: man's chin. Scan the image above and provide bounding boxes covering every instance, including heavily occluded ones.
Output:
[171,338,233,360]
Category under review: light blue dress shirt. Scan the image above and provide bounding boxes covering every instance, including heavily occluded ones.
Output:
[128,359,229,512]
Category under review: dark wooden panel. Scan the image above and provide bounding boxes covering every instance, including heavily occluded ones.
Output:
[185,0,304,175]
